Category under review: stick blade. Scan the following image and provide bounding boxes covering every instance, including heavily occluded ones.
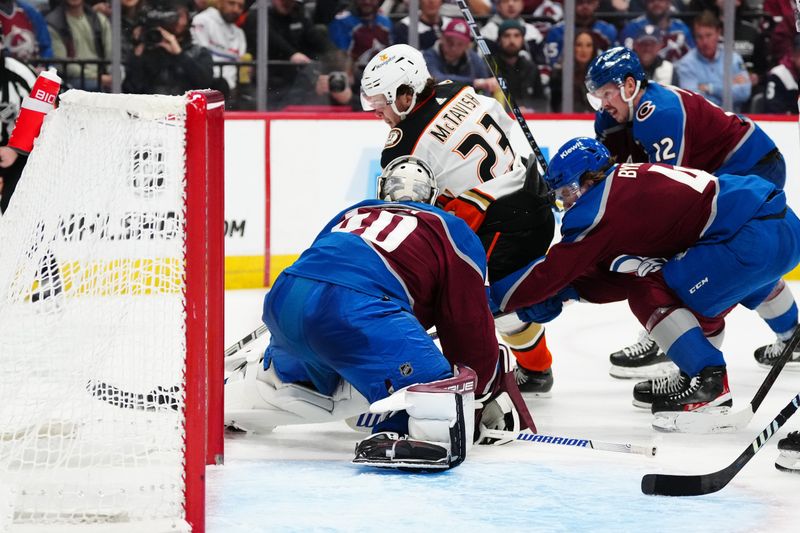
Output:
[651,405,754,434]
[641,471,728,497]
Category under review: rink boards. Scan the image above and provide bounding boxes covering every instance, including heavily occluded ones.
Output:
[221,112,800,288]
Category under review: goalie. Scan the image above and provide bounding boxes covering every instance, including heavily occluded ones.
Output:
[225,156,534,471]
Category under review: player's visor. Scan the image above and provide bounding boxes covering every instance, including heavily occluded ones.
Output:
[360,90,391,111]
[547,182,582,211]
[585,83,620,111]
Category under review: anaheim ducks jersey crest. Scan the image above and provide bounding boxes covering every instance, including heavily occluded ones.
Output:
[381,82,518,200]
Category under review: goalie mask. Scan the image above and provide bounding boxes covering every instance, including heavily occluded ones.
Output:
[377,156,439,205]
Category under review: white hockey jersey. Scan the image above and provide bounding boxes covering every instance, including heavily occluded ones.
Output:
[381,81,529,229]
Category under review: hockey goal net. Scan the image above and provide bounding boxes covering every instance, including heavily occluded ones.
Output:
[0,90,224,532]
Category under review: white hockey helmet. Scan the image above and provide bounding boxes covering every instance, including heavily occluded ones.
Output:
[360,44,431,120]
[377,156,439,205]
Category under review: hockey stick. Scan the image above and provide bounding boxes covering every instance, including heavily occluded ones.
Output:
[90,324,272,411]
[453,0,548,174]
[225,323,269,357]
[651,326,800,433]
[480,428,657,457]
[642,393,800,496]
[347,412,655,457]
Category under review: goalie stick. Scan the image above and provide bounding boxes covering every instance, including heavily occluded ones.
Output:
[347,414,655,457]
[453,0,548,174]
[480,428,657,457]
[652,325,800,433]
[642,392,800,496]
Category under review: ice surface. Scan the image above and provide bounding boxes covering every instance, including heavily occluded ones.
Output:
[212,287,800,532]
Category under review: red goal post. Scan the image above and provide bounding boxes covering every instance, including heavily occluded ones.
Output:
[185,89,225,532]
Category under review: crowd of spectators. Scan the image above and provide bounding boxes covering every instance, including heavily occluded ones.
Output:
[2,0,799,113]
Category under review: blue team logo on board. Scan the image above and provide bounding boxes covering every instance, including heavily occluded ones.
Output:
[636,101,656,121]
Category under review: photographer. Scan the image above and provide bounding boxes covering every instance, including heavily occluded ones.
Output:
[120,0,148,64]
[243,0,350,109]
[122,0,214,96]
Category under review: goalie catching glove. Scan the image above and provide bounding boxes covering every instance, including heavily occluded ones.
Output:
[475,344,537,445]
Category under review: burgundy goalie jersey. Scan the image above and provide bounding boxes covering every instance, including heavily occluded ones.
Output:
[286,200,499,388]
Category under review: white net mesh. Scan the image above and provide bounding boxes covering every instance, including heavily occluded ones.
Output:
[0,91,192,530]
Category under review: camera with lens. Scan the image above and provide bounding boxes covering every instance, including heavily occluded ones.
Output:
[141,2,180,48]
[328,71,348,94]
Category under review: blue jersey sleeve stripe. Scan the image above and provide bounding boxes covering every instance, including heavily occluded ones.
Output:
[435,212,486,279]
[698,178,721,239]
[663,86,688,166]
[498,256,545,311]
[561,172,614,242]
[719,119,755,169]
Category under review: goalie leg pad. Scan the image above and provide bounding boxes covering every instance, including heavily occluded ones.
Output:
[225,355,369,432]
[360,366,477,470]
[352,432,451,471]
[353,394,468,472]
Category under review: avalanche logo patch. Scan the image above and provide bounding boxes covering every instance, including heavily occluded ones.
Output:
[384,128,403,148]
[636,100,656,121]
